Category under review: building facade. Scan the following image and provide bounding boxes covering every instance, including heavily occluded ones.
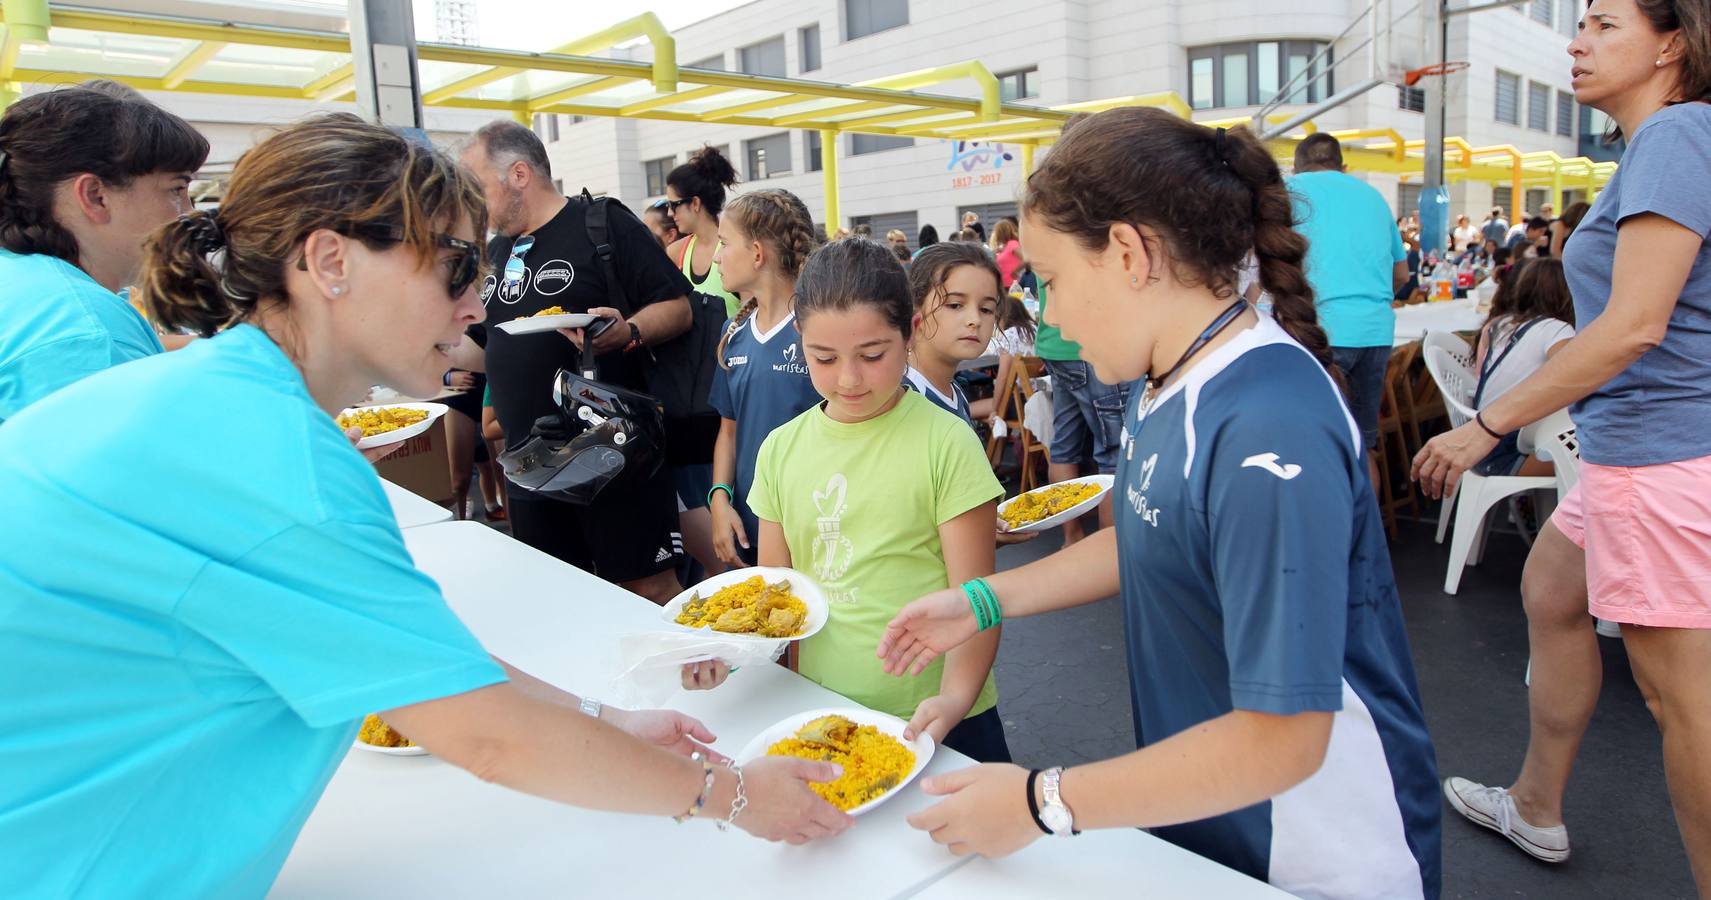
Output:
[541,0,1592,236]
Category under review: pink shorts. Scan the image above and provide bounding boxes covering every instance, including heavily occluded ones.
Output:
[1552,453,1711,629]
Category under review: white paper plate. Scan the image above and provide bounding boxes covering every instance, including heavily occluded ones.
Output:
[735,707,935,816]
[660,566,830,645]
[337,403,448,451]
[495,312,600,335]
[353,740,428,756]
[997,473,1116,534]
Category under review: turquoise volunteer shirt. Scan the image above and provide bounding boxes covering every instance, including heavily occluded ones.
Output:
[0,248,164,423]
[1289,171,1408,348]
[0,324,506,899]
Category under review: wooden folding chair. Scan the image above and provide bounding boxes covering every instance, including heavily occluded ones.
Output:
[986,356,1048,493]
[1376,342,1423,536]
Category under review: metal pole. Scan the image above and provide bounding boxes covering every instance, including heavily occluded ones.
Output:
[1420,0,1449,255]
[1259,78,1385,140]
[348,0,424,131]
[820,128,839,239]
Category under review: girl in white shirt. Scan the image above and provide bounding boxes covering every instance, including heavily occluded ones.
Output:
[1471,258,1576,475]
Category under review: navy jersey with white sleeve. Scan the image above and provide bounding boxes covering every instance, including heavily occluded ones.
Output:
[904,366,973,426]
[1114,314,1441,898]
[707,310,821,544]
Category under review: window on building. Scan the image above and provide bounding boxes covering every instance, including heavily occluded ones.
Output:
[745,133,793,180]
[1559,0,1579,37]
[806,130,823,171]
[849,133,913,155]
[800,24,822,72]
[998,67,1038,102]
[849,210,919,238]
[1186,40,1332,110]
[644,157,673,197]
[846,0,908,40]
[1555,91,1575,137]
[1493,185,1514,216]
[1495,69,1521,124]
[533,113,559,143]
[1531,0,1554,26]
[1526,188,1550,215]
[1399,85,1425,112]
[688,54,725,71]
[739,36,787,77]
[1528,80,1551,131]
[1397,182,1423,218]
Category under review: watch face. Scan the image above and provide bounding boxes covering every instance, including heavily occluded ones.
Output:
[1042,805,1074,835]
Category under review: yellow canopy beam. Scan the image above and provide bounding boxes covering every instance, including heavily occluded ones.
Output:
[857,60,1001,122]
[424,12,676,103]
[820,127,840,238]
[772,100,895,127]
[619,84,738,115]
[701,92,817,121]
[161,41,226,90]
[528,75,630,108]
[1055,92,1191,121]
[301,62,352,98]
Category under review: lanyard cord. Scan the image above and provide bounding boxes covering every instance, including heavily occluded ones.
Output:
[1142,300,1249,407]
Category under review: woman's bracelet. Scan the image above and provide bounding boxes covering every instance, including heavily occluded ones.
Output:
[672,752,717,824]
[716,764,747,832]
[961,578,1001,631]
[1474,411,1504,440]
[708,483,734,507]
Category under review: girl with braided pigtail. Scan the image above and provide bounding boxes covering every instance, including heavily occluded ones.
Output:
[875,107,1441,899]
[690,189,823,577]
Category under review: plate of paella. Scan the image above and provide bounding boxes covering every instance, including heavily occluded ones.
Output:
[661,567,830,644]
[335,402,447,451]
[353,714,427,756]
[735,708,934,816]
[495,306,601,335]
[997,474,1115,534]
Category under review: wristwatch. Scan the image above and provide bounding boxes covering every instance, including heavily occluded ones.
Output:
[578,696,603,719]
[623,321,644,353]
[1039,767,1079,836]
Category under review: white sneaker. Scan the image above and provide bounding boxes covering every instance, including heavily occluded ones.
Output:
[1443,778,1570,862]
[1595,619,1622,639]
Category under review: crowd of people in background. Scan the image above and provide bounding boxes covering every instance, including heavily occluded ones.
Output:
[1,1,1707,896]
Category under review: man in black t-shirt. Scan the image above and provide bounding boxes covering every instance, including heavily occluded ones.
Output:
[460,121,693,603]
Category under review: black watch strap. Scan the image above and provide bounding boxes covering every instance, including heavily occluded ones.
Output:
[1025,768,1051,835]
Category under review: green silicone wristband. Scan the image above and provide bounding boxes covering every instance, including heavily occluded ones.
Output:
[971,578,1001,628]
[707,483,734,507]
[962,582,992,631]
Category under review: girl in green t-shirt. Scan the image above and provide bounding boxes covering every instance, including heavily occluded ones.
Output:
[684,239,1011,763]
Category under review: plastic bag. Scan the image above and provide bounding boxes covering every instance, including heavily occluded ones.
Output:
[609,631,787,707]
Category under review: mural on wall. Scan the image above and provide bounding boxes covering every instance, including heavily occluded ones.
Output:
[946,140,1013,190]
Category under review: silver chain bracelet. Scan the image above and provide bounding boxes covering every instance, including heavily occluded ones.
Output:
[716,764,747,832]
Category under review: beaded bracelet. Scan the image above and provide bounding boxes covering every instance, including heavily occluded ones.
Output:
[672,752,717,824]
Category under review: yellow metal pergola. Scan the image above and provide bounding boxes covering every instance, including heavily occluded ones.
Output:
[0,4,1614,232]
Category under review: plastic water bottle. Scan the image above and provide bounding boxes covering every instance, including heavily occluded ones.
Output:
[1008,279,1023,299]
[1021,286,1039,317]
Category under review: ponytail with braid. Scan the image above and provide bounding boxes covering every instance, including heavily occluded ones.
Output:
[715,189,821,367]
[1023,107,1336,379]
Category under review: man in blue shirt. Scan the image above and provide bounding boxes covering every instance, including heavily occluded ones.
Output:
[1288,134,1409,485]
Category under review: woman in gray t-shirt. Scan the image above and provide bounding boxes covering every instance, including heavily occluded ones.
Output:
[1413,0,1711,887]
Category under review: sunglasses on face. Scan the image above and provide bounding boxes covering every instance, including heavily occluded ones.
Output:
[503,235,535,290]
[665,198,692,212]
[353,225,485,298]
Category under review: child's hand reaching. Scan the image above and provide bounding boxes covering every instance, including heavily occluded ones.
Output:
[905,694,972,745]
[680,659,732,691]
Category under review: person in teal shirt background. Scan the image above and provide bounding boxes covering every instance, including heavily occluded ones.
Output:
[0,81,208,423]
[0,115,848,899]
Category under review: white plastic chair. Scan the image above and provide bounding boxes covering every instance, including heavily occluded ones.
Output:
[1423,329,1475,374]
[1422,345,1557,594]
[1422,339,1477,545]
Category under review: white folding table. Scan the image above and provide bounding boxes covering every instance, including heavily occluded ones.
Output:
[380,478,452,529]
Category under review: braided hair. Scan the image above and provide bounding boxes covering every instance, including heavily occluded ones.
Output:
[715,189,820,367]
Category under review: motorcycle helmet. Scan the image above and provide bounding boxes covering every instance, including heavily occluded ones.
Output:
[497,368,665,505]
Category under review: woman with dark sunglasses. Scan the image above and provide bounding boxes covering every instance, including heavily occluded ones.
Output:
[0,114,850,898]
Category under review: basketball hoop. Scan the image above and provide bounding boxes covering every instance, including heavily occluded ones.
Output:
[1405,61,1470,86]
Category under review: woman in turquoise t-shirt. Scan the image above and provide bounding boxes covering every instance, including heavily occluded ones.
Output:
[0,80,207,422]
[684,239,1011,763]
[0,115,849,899]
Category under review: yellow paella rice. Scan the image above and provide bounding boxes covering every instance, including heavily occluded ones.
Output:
[526,305,568,318]
[766,716,915,811]
[357,714,414,748]
[335,406,430,437]
[1000,481,1103,530]
[674,575,808,638]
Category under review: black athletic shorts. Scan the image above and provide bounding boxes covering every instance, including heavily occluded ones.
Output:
[506,462,683,584]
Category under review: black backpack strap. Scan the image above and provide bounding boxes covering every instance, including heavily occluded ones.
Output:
[581,188,633,319]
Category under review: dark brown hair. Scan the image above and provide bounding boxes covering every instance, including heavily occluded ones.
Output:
[716,188,821,366]
[794,238,913,341]
[1022,107,1332,374]
[139,113,487,337]
[1637,0,1711,104]
[1499,257,1576,332]
[908,241,1003,341]
[0,80,208,265]
[667,145,738,217]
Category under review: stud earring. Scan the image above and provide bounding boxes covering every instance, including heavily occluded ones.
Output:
[331,285,344,296]
[1131,276,1139,284]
